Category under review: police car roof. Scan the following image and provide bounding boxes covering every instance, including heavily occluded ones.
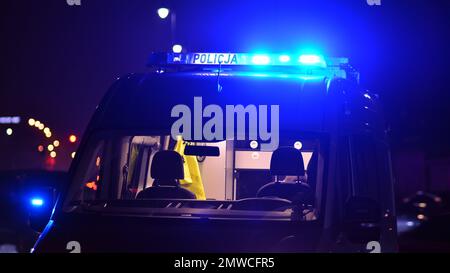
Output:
[89,54,365,133]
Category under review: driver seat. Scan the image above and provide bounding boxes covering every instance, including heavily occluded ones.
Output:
[137,151,196,199]
[257,147,312,203]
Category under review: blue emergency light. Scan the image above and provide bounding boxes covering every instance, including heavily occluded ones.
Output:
[30,198,44,207]
[147,52,352,80]
[165,53,328,67]
[148,52,345,67]
[299,54,325,65]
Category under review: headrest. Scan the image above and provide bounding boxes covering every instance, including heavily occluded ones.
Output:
[151,151,184,180]
[270,147,305,176]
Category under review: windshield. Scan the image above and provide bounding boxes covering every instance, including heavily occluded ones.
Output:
[64,132,326,221]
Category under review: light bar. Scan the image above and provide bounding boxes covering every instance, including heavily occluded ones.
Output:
[155,52,332,67]
[251,55,271,65]
[279,55,291,63]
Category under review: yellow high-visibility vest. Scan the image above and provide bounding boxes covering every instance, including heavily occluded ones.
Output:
[174,138,206,200]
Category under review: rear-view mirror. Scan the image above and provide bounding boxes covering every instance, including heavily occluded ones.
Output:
[184,145,220,157]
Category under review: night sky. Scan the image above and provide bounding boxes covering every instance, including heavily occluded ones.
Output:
[0,0,450,170]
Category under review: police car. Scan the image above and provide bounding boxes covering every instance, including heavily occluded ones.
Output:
[31,52,397,253]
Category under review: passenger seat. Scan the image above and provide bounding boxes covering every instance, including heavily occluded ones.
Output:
[137,151,196,199]
[257,147,312,203]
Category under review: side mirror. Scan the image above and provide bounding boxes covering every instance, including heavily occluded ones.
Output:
[184,145,220,157]
[343,196,381,243]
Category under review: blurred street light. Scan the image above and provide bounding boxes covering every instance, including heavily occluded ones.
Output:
[53,140,60,147]
[0,116,20,124]
[69,134,77,143]
[172,44,182,53]
[6,128,13,136]
[157,7,170,19]
[47,144,54,152]
[28,118,36,126]
[50,151,57,158]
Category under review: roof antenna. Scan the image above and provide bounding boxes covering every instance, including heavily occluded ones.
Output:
[216,61,223,93]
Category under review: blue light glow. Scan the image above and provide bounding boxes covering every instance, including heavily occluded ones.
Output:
[397,216,421,234]
[299,54,323,65]
[252,55,270,65]
[151,52,351,79]
[163,53,342,68]
[194,71,327,81]
[31,198,44,207]
[279,55,291,63]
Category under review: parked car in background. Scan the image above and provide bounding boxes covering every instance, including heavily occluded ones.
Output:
[397,191,450,252]
[0,170,65,253]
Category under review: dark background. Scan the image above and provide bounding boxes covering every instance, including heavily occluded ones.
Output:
[0,0,449,197]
